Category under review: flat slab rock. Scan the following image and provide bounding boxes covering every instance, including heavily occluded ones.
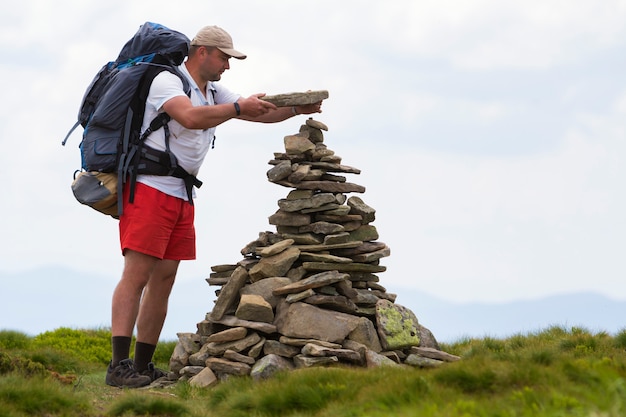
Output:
[262,90,329,106]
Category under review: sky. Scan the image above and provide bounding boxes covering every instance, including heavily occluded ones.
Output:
[1,0,625,339]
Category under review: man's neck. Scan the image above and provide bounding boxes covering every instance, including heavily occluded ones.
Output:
[184,61,207,93]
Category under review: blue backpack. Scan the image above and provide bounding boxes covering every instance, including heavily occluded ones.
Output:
[63,22,201,217]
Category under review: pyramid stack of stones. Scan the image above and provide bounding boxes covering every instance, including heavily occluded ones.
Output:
[168,99,459,387]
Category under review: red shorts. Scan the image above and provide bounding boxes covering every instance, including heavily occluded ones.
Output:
[119,182,196,260]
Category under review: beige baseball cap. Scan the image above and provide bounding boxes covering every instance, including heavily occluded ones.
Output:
[190,25,247,59]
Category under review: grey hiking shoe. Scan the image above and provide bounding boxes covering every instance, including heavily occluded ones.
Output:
[140,362,168,382]
[105,359,151,388]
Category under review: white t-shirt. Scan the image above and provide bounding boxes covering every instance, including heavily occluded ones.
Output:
[137,63,240,200]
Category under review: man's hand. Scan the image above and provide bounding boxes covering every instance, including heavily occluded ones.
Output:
[295,101,323,115]
[237,94,277,117]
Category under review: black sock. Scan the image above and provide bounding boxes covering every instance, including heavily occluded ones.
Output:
[111,336,132,367]
[134,341,157,372]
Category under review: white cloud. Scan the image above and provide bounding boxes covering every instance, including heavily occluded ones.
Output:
[360,0,626,70]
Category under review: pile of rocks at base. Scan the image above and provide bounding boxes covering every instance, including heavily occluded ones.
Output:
[167,115,460,388]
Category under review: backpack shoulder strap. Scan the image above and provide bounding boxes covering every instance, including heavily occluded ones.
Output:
[117,63,197,215]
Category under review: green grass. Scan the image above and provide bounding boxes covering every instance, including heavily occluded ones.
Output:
[0,325,625,416]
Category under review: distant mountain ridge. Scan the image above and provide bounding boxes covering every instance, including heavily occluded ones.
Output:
[1,266,624,343]
[395,289,626,342]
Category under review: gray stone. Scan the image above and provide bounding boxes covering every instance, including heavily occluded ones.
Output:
[302,261,386,274]
[209,315,277,334]
[301,204,342,214]
[339,221,362,232]
[206,276,229,286]
[367,282,387,292]
[240,277,292,307]
[293,241,362,252]
[236,294,274,323]
[323,232,351,245]
[211,264,238,273]
[203,332,262,356]
[206,327,247,343]
[306,117,329,131]
[299,252,353,264]
[206,357,251,376]
[250,354,295,380]
[304,294,358,314]
[169,341,190,373]
[321,155,342,164]
[176,332,202,354]
[248,337,266,359]
[332,241,387,257]
[375,299,420,351]
[312,147,334,160]
[288,164,311,184]
[279,336,342,349]
[286,266,307,281]
[278,193,337,212]
[284,135,315,154]
[188,342,214,366]
[267,160,292,182]
[268,210,311,227]
[223,349,256,365]
[342,339,367,362]
[301,343,362,364]
[240,231,280,256]
[258,238,295,257]
[261,90,329,106]
[352,246,391,263]
[274,301,361,343]
[249,246,301,281]
[179,366,205,378]
[371,290,396,302]
[273,270,349,296]
[286,189,314,199]
[210,266,249,321]
[279,232,323,245]
[409,346,460,362]
[263,340,301,358]
[316,213,362,223]
[418,325,441,350]
[188,367,218,388]
[364,349,402,368]
[335,279,359,300]
[293,354,339,368]
[347,196,376,223]
[299,221,345,235]
[325,205,351,215]
[276,180,365,194]
[308,161,361,174]
[404,354,444,368]
[348,225,379,242]
[353,289,382,305]
[300,125,324,143]
[303,169,325,180]
[285,288,315,303]
[347,317,383,352]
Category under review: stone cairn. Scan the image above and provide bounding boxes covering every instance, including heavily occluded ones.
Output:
[167,92,460,388]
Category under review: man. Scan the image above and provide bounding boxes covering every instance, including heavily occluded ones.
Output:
[105,25,323,388]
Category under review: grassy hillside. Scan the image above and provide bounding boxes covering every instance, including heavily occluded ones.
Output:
[0,326,625,416]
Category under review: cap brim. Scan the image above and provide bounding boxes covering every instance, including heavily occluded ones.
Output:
[217,47,247,60]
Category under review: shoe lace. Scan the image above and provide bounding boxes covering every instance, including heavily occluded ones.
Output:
[146,362,167,378]
[116,360,142,378]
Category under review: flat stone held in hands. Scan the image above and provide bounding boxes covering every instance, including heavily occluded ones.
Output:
[261,90,329,106]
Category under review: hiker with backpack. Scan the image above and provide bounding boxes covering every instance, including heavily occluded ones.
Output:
[102,24,323,388]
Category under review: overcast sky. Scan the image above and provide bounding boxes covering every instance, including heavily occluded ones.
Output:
[1,0,625,338]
